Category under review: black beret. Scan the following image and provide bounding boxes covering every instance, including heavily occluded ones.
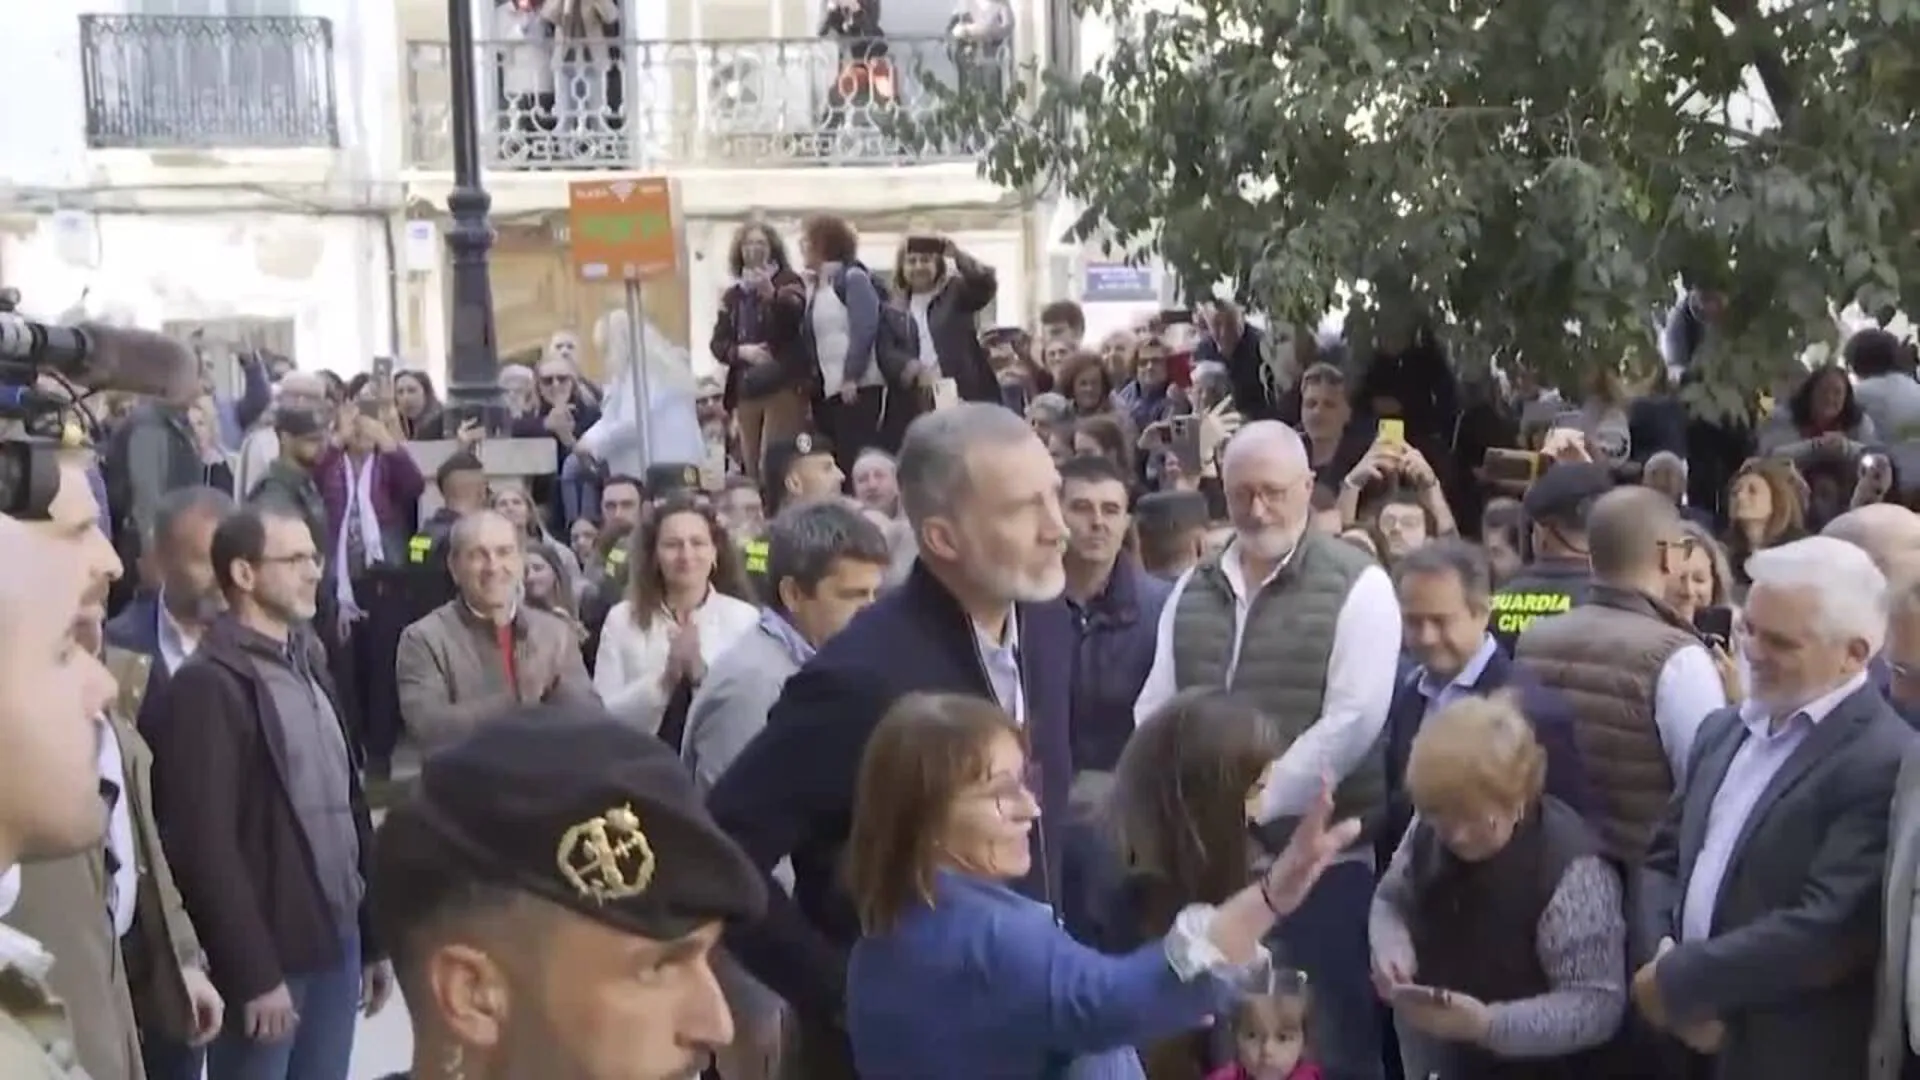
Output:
[762,432,836,502]
[1522,461,1614,524]
[408,706,767,939]
[644,462,702,498]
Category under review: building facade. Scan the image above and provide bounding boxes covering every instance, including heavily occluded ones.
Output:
[396,0,1053,383]
[0,0,1065,390]
[0,0,400,385]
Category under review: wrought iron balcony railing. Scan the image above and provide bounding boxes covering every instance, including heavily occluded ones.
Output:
[404,36,1009,171]
[79,14,340,151]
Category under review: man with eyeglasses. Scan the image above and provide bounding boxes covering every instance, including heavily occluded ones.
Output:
[146,503,391,1080]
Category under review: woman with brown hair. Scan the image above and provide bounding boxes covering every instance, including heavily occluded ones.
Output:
[1073,413,1137,484]
[710,219,808,478]
[845,692,1359,1080]
[1723,457,1806,586]
[1664,519,1736,625]
[1060,349,1122,420]
[799,213,894,476]
[891,233,1000,404]
[1101,690,1296,1079]
[592,495,757,749]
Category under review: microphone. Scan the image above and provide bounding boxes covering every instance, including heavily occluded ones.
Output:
[0,314,200,405]
[70,322,201,405]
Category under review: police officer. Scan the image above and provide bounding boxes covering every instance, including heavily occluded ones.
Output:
[370,705,768,1080]
[760,432,843,519]
[751,434,843,599]
[1488,461,1612,652]
[0,516,119,1078]
[402,451,487,628]
[644,461,705,507]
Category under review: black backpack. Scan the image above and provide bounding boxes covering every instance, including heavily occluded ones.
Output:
[832,263,921,384]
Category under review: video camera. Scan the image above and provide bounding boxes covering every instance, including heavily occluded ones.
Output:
[0,288,199,519]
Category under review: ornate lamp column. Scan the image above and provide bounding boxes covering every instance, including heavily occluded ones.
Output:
[443,0,499,415]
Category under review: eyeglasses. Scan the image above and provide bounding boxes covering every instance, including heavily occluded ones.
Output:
[972,763,1043,819]
[539,375,573,386]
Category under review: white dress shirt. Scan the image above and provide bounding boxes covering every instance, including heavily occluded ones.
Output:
[1132,538,1402,822]
[594,592,761,736]
[1653,643,1731,784]
[156,597,202,676]
[972,615,1024,726]
[1679,672,1867,943]
[97,718,137,938]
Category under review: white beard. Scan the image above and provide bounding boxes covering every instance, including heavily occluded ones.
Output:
[980,554,1066,604]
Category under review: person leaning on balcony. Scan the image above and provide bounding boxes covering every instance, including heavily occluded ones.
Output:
[712,221,808,480]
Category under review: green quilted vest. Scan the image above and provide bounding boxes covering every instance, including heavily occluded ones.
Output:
[1169,529,1386,827]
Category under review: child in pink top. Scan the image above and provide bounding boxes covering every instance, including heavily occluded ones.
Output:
[1202,982,1323,1080]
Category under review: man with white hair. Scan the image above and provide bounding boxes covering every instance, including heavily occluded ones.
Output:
[709,403,1076,1080]
[1132,418,1401,1080]
[1635,536,1911,1079]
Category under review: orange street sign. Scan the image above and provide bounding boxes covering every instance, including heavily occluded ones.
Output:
[567,178,679,282]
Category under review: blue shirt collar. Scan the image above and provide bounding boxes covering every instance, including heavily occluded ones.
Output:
[1412,634,1500,700]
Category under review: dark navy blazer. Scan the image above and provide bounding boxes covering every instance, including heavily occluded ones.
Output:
[708,561,1077,1025]
[1378,641,1595,867]
[104,591,171,731]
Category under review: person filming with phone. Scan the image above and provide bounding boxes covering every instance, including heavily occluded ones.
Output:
[1370,694,1630,1078]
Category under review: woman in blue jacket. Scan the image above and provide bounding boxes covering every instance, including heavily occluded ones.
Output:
[844,692,1360,1080]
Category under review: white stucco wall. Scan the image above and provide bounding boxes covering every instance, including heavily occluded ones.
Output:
[0,214,396,378]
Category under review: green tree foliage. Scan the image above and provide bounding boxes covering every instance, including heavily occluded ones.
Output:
[934,0,1920,413]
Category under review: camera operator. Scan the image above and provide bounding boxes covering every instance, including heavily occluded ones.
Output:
[0,511,120,1075]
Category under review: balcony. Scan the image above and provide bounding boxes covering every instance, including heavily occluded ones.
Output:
[79,14,340,151]
[404,36,1008,171]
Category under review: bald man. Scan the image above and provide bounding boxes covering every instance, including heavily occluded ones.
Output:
[1825,503,1920,582]
[1515,485,1727,865]
[1826,504,1920,708]
[0,513,121,1078]
[1133,420,1401,1080]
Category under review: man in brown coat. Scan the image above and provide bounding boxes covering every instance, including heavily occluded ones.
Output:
[4,451,224,1080]
[396,510,598,754]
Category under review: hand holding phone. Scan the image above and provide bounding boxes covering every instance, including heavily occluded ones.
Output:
[1692,605,1734,647]
[1387,984,1451,1009]
[1376,417,1406,445]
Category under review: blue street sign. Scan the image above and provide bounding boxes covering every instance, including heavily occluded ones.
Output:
[1081,262,1157,303]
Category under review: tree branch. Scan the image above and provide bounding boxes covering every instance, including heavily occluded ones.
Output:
[1713,0,1799,124]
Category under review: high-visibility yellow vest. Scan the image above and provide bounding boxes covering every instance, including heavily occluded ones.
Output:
[743,538,768,576]
[407,534,434,565]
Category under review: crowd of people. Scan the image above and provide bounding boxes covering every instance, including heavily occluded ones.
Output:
[8,218,1920,1080]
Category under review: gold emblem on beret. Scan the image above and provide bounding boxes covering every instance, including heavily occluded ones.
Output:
[795,433,813,455]
[557,804,656,905]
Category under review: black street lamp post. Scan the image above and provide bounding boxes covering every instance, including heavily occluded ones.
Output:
[443,0,499,418]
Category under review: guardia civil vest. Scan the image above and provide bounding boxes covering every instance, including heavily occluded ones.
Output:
[1488,558,1591,653]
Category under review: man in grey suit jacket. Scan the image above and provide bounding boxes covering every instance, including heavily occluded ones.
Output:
[1634,537,1914,1080]
[1871,741,1920,1080]
[682,500,890,791]
[681,499,888,1080]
